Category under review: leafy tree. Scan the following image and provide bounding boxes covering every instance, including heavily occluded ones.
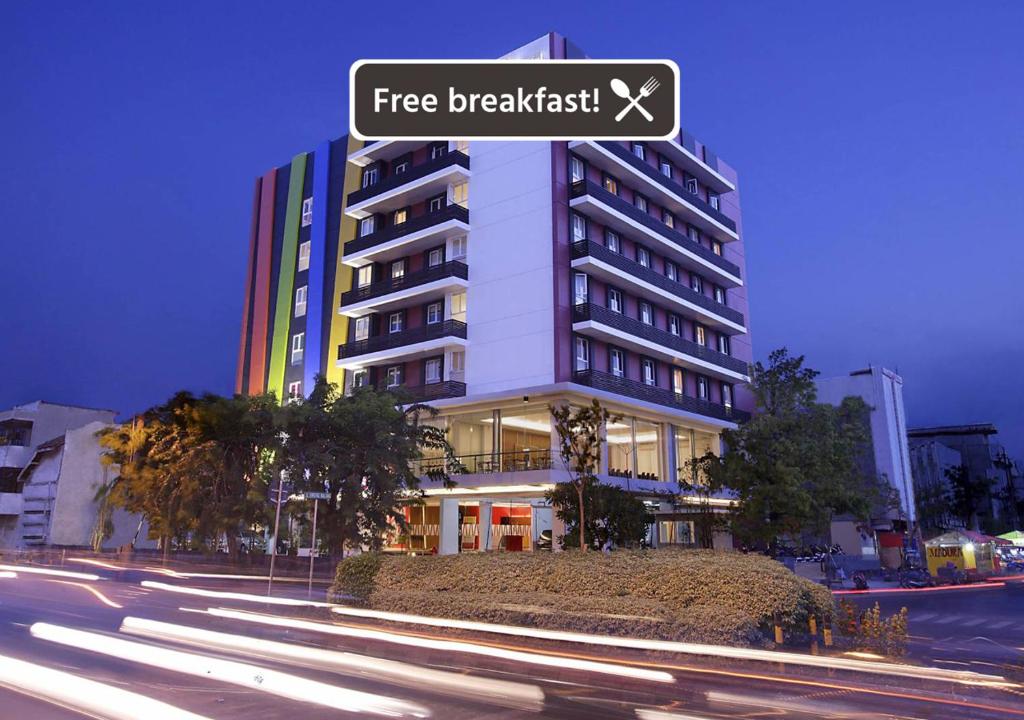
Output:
[550,400,617,551]
[946,464,992,531]
[914,481,957,533]
[679,451,731,548]
[547,482,648,550]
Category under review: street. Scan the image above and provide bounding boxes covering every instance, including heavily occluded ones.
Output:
[0,559,1022,719]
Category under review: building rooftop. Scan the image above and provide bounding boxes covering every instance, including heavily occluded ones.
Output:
[908,424,998,438]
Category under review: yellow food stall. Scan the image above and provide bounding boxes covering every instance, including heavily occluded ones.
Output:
[924,530,1001,579]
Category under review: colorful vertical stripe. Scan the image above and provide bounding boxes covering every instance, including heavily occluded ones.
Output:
[303,141,330,395]
[266,153,308,402]
[235,177,262,394]
[248,169,277,395]
[325,136,360,390]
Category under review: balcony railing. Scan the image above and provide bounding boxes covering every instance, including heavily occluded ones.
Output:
[342,261,468,307]
[338,320,467,360]
[377,380,467,402]
[416,448,553,477]
[571,240,745,327]
[573,303,749,376]
[347,151,470,206]
[570,180,741,279]
[344,205,469,256]
[572,369,750,424]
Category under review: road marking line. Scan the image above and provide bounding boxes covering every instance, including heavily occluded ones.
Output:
[990,620,1014,629]
[934,615,961,624]
[914,612,937,621]
[961,618,986,627]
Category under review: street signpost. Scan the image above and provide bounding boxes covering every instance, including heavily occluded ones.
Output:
[267,477,292,596]
[304,491,330,597]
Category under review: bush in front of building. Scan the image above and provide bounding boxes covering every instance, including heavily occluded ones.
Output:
[837,599,909,656]
[331,549,833,645]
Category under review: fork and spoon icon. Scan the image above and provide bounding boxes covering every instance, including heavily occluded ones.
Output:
[610,77,660,122]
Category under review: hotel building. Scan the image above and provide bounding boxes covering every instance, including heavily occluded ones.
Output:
[235,33,754,553]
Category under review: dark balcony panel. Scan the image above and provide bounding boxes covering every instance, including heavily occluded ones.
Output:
[573,303,749,376]
[571,240,744,327]
[570,180,741,279]
[344,205,469,255]
[338,320,467,360]
[572,369,750,424]
[378,380,467,402]
[596,141,737,233]
[342,261,468,306]
[347,151,470,206]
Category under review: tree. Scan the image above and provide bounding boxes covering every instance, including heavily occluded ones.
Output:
[914,481,957,533]
[550,400,616,551]
[546,482,648,550]
[946,464,992,531]
[679,452,731,548]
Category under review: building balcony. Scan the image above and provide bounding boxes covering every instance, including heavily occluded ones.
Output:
[651,138,735,194]
[0,492,23,516]
[337,319,468,369]
[347,140,421,167]
[0,445,34,469]
[569,180,742,287]
[417,448,553,477]
[340,261,469,317]
[378,380,467,403]
[342,205,470,266]
[570,240,745,333]
[345,151,471,219]
[569,141,738,243]
[572,303,749,381]
[572,369,749,424]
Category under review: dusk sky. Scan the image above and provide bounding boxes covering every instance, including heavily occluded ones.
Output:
[2,1,1021,456]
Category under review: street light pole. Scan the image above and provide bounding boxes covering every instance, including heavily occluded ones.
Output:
[308,498,319,598]
[267,474,285,596]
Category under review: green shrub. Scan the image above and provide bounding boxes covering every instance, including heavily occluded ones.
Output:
[836,599,908,657]
[332,552,384,603]
[331,549,833,644]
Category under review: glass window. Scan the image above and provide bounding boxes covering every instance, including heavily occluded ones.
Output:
[696,375,710,400]
[636,419,661,479]
[690,274,704,294]
[662,211,675,229]
[448,410,495,459]
[605,229,620,253]
[354,317,369,341]
[634,194,648,213]
[426,301,442,325]
[298,241,311,272]
[391,260,406,280]
[632,142,646,160]
[569,155,585,183]
[356,265,373,288]
[301,197,313,227]
[500,405,552,461]
[714,285,726,304]
[386,366,402,388]
[676,427,693,483]
[694,430,719,457]
[637,246,651,268]
[450,236,467,259]
[389,312,404,334]
[294,285,307,317]
[393,158,409,174]
[606,418,633,477]
[428,194,445,213]
[659,157,672,178]
[672,368,684,396]
[450,291,467,322]
[574,273,589,305]
[639,302,653,325]
[571,213,587,242]
[610,348,625,378]
[451,182,468,208]
[290,333,304,364]
[712,240,723,256]
[660,520,695,546]
[424,357,442,384]
[607,288,623,314]
[718,334,731,355]
[665,261,677,282]
[428,247,444,267]
[362,166,379,188]
[450,350,465,378]
[351,369,368,389]
[393,208,407,225]
[685,177,698,195]
[288,381,302,400]
[722,383,733,409]
[575,337,590,371]
[688,226,700,243]
[359,216,376,237]
[603,174,618,195]
[695,324,706,346]
[668,314,681,336]
[709,193,720,211]
[641,358,656,386]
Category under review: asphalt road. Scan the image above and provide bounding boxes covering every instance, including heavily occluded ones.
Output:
[0,559,1022,720]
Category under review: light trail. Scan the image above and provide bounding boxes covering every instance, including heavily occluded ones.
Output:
[0,563,100,581]
[67,557,127,570]
[48,579,124,609]
[0,652,213,720]
[30,622,431,718]
[635,711,716,720]
[140,580,332,607]
[328,604,1014,687]
[0,571,16,579]
[834,582,1006,595]
[203,608,675,683]
[121,616,544,711]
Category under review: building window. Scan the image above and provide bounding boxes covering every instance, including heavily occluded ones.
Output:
[570,155,585,183]
[450,291,467,322]
[288,381,302,400]
[634,194,648,213]
[575,337,590,371]
[659,156,672,178]
[695,324,707,346]
[607,288,623,314]
[450,235,467,259]
[672,368,684,395]
[685,177,698,195]
[291,333,304,364]
[713,285,726,305]
[571,213,587,242]
[665,261,678,282]
[696,375,710,400]
[718,334,731,355]
[430,142,448,159]
[688,225,700,243]
[451,182,468,208]
[354,317,369,341]
[712,240,723,256]
[662,210,675,229]
[297,241,311,272]
[428,194,445,213]
[351,368,368,389]
[424,357,442,384]
[574,272,589,305]
[359,216,376,237]
[690,274,704,294]
[356,265,373,288]
[426,301,442,325]
[709,194,720,211]
[385,366,403,389]
[391,259,406,280]
[632,142,646,160]
[301,197,313,227]
[639,301,653,326]
[641,358,656,386]
[393,207,408,225]
[362,166,379,188]
[637,246,651,268]
[427,247,444,267]
[294,285,307,317]
[668,314,681,336]
[603,174,619,195]
[605,229,620,253]
[388,312,404,334]
[610,349,625,378]
[393,157,410,175]
[450,350,465,379]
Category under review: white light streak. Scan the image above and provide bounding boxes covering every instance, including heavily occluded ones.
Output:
[140,580,332,607]
[0,571,16,579]
[0,563,100,581]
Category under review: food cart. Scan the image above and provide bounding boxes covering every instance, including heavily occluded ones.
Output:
[924,530,1003,581]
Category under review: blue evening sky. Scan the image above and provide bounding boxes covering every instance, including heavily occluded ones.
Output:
[1,1,1021,456]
